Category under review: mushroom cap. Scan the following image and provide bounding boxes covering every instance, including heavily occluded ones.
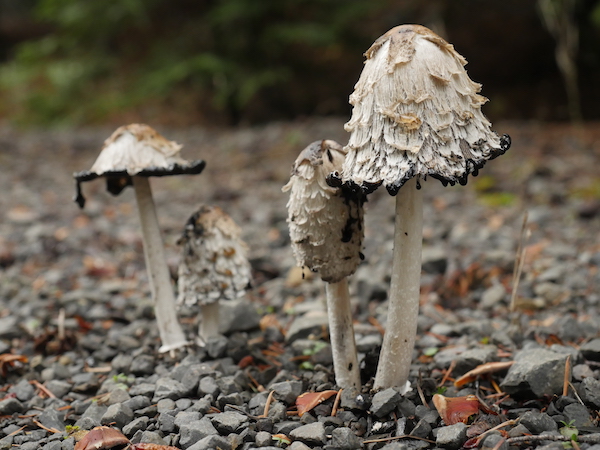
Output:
[73,123,205,207]
[342,24,510,195]
[283,140,364,283]
[177,205,252,306]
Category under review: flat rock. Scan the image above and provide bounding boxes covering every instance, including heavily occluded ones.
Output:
[436,423,467,449]
[286,311,329,343]
[370,388,401,418]
[500,348,568,397]
[289,421,327,445]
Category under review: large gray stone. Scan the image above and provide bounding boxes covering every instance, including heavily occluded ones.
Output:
[436,423,468,449]
[578,377,600,408]
[289,421,327,445]
[179,418,218,449]
[331,427,362,449]
[286,312,329,343]
[500,348,568,397]
[581,339,600,361]
[270,380,303,405]
[519,411,557,434]
[370,388,401,418]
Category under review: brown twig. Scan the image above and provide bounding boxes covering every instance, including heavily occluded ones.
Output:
[506,434,600,445]
[331,389,342,417]
[260,390,275,418]
[510,211,529,312]
[33,419,60,434]
[439,360,456,387]
[362,434,435,444]
[563,355,571,397]
[29,380,56,398]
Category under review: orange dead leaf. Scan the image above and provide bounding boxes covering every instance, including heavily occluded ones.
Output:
[432,394,480,425]
[238,355,255,368]
[0,354,28,376]
[296,390,338,417]
[74,426,129,450]
[453,361,514,387]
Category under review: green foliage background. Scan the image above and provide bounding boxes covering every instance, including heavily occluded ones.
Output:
[0,0,399,125]
[1,0,600,126]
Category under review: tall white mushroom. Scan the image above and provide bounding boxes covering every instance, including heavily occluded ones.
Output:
[283,140,364,390]
[73,123,206,354]
[177,205,252,344]
[340,25,511,391]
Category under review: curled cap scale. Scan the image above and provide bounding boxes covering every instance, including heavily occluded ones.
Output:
[342,24,510,195]
[283,140,364,283]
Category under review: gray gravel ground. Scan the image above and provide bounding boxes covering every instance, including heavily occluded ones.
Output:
[1,119,600,449]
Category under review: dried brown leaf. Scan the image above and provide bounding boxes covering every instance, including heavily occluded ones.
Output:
[453,361,514,387]
[74,426,129,450]
[432,394,480,425]
[296,390,338,417]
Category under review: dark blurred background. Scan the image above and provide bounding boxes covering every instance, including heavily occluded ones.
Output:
[1,0,599,127]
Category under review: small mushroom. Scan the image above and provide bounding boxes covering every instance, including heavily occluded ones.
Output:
[283,139,364,390]
[177,205,252,344]
[73,123,206,353]
[340,25,511,391]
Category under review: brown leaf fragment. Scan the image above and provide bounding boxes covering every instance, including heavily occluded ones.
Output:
[296,390,338,417]
[129,444,180,450]
[453,361,514,387]
[0,353,28,376]
[74,426,130,450]
[432,394,480,425]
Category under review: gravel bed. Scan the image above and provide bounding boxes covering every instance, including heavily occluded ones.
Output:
[1,119,600,449]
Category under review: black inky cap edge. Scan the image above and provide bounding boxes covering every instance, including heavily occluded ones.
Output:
[73,160,206,209]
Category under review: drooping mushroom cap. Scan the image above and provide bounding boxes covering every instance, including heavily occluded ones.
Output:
[177,205,252,306]
[73,123,205,207]
[342,24,511,195]
[282,140,364,283]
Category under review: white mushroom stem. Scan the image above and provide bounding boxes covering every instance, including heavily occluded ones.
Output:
[199,303,220,344]
[132,176,188,353]
[374,177,423,392]
[325,278,361,390]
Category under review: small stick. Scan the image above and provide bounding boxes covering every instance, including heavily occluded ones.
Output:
[260,391,275,418]
[563,355,571,397]
[331,389,343,417]
[57,308,65,341]
[439,360,456,387]
[30,380,56,398]
[510,212,529,312]
[33,419,60,434]
[362,435,435,444]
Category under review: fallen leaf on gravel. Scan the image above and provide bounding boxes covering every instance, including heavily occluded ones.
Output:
[0,354,28,376]
[432,394,480,425]
[453,361,514,387]
[296,390,338,417]
[74,426,129,450]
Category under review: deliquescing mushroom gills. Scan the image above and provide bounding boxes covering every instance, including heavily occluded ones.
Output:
[283,139,365,390]
[73,123,206,354]
[340,25,511,391]
[177,205,252,344]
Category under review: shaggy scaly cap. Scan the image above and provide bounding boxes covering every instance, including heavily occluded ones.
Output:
[283,140,364,283]
[177,205,252,305]
[342,24,510,195]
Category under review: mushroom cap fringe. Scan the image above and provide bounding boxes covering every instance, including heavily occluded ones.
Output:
[283,140,364,283]
[342,24,510,196]
[177,205,252,306]
[73,123,205,207]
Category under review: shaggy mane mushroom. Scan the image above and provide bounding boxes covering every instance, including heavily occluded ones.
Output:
[340,25,511,391]
[73,123,206,354]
